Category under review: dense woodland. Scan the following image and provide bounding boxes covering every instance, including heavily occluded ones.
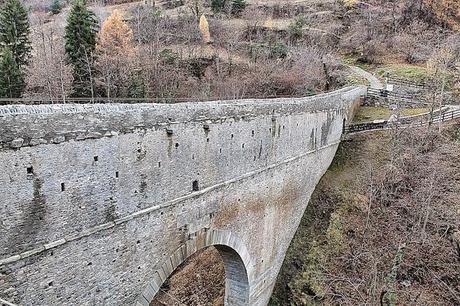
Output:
[0,0,459,101]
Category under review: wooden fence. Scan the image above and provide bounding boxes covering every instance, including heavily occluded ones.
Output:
[386,76,426,88]
[344,108,460,134]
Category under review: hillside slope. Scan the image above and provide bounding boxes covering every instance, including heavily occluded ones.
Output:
[270,122,460,305]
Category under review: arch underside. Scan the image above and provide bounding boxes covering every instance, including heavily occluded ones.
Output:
[137,229,253,306]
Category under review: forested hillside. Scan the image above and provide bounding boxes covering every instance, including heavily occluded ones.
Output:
[0,0,458,100]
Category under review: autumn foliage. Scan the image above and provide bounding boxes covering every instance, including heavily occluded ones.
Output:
[199,14,211,44]
[97,9,133,56]
[423,0,460,28]
[96,9,135,98]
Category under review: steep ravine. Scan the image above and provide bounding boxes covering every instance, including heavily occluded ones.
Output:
[270,123,460,305]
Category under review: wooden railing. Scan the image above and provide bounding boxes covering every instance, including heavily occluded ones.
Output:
[386,76,426,88]
[344,108,460,134]
[366,87,430,106]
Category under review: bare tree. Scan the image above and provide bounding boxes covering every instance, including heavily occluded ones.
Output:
[25,17,72,101]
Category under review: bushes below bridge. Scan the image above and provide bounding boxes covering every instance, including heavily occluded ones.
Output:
[270,122,460,306]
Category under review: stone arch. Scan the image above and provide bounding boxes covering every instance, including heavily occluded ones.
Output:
[136,228,254,306]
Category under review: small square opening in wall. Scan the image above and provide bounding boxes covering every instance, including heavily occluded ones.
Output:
[94,156,98,162]
[26,166,34,174]
[192,180,199,191]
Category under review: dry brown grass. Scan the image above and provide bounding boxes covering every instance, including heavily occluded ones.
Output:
[151,247,225,306]
[271,122,460,306]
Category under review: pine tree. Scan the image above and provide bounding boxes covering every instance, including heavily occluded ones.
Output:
[0,0,32,69]
[211,0,226,13]
[49,0,62,15]
[0,48,25,98]
[231,0,246,16]
[64,0,98,97]
[127,69,146,99]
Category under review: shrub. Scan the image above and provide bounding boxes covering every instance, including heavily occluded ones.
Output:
[128,70,146,98]
[160,48,178,65]
[269,41,288,59]
[288,16,306,40]
[231,0,246,17]
[49,0,62,14]
[211,0,226,14]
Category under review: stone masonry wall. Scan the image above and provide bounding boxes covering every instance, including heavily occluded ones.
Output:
[0,86,366,306]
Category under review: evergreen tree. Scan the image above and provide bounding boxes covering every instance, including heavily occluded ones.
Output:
[0,0,32,69]
[49,0,62,15]
[0,48,25,98]
[211,0,225,13]
[231,0,246,16]
[64,0,98,97]
[127,70,146,99]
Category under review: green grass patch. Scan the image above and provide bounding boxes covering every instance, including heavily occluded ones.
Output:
[376,64,429,83]
[342,55,371,70]
[325,210,346,254]
[353,106,430,123]
[344,74,370,86]
[400,108,430,117]
[353,106,390,123]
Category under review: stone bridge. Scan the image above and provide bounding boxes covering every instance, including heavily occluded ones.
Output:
[0,86,365,306]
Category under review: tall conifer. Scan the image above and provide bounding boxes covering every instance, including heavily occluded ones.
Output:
[64,0,98,97]
[0,0,31,69]
[231,0,246,16]
[211,0,226,13]
[0,47,25,98]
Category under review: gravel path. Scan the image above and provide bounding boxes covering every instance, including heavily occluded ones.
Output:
[349,66,384,89]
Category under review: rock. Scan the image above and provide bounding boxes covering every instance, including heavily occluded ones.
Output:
[10,138,24,148]
[86,132,103,139]
[30,138,48,146]
[52,136,66,144]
